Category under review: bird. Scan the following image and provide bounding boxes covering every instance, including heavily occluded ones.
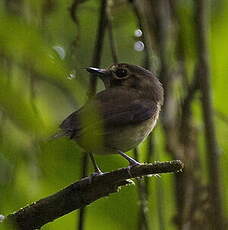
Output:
[56,63,164,172]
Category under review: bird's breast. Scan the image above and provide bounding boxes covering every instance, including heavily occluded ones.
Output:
[77,105,160,155]
[105,114,159,153]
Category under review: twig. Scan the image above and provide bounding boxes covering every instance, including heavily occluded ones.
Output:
[156,177,165,230]
[69,0,85,23]
[77,154,89,230]
[79,1,108,228]
[4,160,183,230]
[179,68,199,143]
[69,0,87,46]
[131,2,152,229]
[149,0,176,128]
[144,134,154,197]
[180,69,199,115]
[169,0,189,90]
[195,0,223,228]
[88,0,108,97]
[148,1,188,229]
[133,149,150,230]
[107,0,118,63]
[131,0,150,68]
[70,1,109,228]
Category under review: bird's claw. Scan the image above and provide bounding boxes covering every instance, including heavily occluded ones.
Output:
[127,162,141,177]
[87,171,104,184]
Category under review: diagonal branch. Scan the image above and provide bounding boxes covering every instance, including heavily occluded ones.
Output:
[4,160,183,230]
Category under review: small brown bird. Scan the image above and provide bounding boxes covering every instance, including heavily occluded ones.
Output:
[57,63,163,172]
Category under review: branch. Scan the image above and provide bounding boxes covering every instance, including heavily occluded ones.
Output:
[4,160,183,230]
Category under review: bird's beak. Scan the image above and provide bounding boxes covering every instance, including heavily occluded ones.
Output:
[86,67,108,75]
[86,67,111,88]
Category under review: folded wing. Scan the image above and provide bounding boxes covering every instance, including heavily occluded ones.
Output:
[60,87,158,138]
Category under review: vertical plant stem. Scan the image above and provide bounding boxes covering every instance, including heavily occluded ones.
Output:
[131,1,154,229]
[29,74,39,115]
[77,154,89,230]
[107,0,118,63]
[195,0,223,229]
[149,0,173,229]
[131,0,150,68]
[77,1,108,230]
[88,0,108,97]
[156,178,165,230]
[133,148,149,230]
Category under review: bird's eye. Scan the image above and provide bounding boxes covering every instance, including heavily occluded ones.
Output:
[115,68,128,78]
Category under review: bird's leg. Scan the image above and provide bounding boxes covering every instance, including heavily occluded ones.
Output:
[88,152,103,175]
[117,150,141,166]
[117,150,141,177]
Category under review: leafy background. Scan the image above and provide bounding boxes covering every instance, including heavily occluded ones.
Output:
[0,0,227,229]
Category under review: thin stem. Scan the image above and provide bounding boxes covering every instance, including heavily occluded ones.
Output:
[195,0,223,228]
[88,153,102,173]
[78,1,108,229]
[88,0,108,97]
[131,1,150,68]
[77,154,89,230]
[156,178,165,230]
[107,0,118,63]
[131,2,152,229]
[134,148,149,230]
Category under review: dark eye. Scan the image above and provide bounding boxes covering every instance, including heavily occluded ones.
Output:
[115,68,128,78]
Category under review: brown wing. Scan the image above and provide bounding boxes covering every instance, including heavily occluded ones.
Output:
[60,87,158,138]
[59,109,81,138]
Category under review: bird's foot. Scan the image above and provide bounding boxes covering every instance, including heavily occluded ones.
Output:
[129,159,141,167]
[117,150,141,165]
[87,170,104,184]
[116,150,142,177]
[127,161,141,177]
[92,168,103,176]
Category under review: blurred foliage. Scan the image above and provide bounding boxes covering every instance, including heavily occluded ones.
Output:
[0,0,227,230]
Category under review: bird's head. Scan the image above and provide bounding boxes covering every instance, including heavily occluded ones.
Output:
[86,63,164,104]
